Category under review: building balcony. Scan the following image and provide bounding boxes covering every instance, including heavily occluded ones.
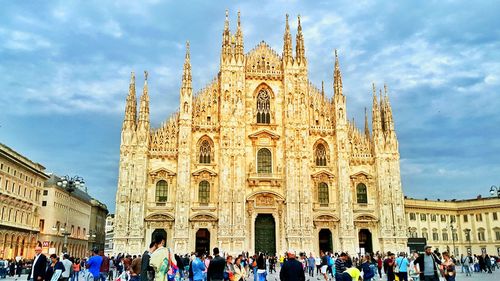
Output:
[247,173,282,187]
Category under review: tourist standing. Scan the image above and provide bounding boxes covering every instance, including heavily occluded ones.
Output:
[441,252,455,281]
[233,256,246,281]
[224,256,235,281]
[150,234,168,281]
[46,254,65,281]
[408,253,420,281]
[320,251,329,281]
[361,255,375,281]
[192,252,206,281]
[86,249,103,281]
[30,244,47,281]
[335,253,348,280]
[377,255,383,279]
[207,248,225,281]
[395,252,409,281]
[307,253,315,277]
[60,254,72,281]
[256,253,266,281]
[99,250,109,281]
[384,253,395,281]
[279,251,305,281]
[72,259,81,281]
[140,242,157,281]
[130,256,142,281]
[461,253,472,276]
[414,246,442,281]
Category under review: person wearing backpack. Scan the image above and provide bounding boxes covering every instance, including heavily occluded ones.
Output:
[361,255,375,281]
[395,252,409,281]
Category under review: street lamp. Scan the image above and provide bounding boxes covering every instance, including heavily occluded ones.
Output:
[450,224,456,256]
[464,228,472,254]
[56,175,85,254]
[490,185,500,197]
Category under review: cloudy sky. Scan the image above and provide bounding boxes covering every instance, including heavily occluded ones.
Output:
[1,0,499,210]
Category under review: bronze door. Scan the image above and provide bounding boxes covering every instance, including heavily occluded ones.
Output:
[255,214,276,255]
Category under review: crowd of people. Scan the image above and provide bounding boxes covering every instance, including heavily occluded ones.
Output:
[5,239,500,281]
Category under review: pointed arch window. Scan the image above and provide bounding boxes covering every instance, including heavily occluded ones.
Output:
[155,180,168,202]
[318,182,329,205]
[199,181,210,204]
[257,148,272,174]
[315,143,327,166]
[199,140,211,164]
[356,183,368,204]
[256,89,271,124]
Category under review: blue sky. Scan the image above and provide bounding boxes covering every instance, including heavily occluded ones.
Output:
[1,0,499,211]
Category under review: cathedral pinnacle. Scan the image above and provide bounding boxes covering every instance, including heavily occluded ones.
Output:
[235,10,244,60]
[283,14,293,63]
[364,107,370,138]
[295,15,306,64]
[222,9,232,60]
[333,49,343,96]
[122,71,137,131]
[182,41,192,93]
[138,70,150,131]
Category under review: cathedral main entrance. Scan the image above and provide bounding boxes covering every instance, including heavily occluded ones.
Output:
[319,229,333,253]
[358,229,373,254]
[255,214,276,255]
[195,228,210,255]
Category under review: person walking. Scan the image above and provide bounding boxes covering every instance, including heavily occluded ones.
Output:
[361,255,375,281]
[72,259,81,281]
[414,246,442,281]
[461,253,472,277]
[149,234,168,281]
[408,253,420,281]
[207,248,225,281]
[140,242,157,281]
[383,253,395,281]
[99,250,109,281]
[280,251,305,281]
[320,251,328,281]
[30,243,47,281]
[46,254,65,281]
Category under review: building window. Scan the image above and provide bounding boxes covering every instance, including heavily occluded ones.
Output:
[409,213,416,221]
[495,229,500,241]
[432,230,439,241]
[442,230,449,241]
[39,219,45,232]
[315,144,327,166]
[450,215,456,223]
[493,212,498,221]
[431,214,436,221]
[476,214,483,222]
[463,214,468,222]
[478,229,486,241]
[256,89,271,124]
[41,201,47,207]
[257,148,272,173]
[155,180,168,202]
[43,190,48,196]
[198,181,210,204]
[420,214,427,221]
[199,140,211,164]
[422,231,429,239]
[356,183,368,204]
[440,215,446,222]
[318,182,329,205]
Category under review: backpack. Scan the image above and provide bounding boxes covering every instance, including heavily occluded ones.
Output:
[327,256,333,266]
[365,264,375,279]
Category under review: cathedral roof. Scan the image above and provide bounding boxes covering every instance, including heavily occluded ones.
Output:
[245,41,282,79]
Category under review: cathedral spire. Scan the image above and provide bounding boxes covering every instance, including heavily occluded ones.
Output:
[364,107,370,138]
[221,9,232,62]
[295,15,306,64]
[384,84,395,132]
[321,80,325,97]
[234,10,244,61]
[283,14,293,64]
[372,83,382,137]
[333,49,343,96]
[138,71,150,136]
[182,41,192,94]
[122,72,137,131]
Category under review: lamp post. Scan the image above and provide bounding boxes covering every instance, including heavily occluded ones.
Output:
[464,228,472,254]
[450,224,456,256]
[56,175,85,254]
[490,185,500,198]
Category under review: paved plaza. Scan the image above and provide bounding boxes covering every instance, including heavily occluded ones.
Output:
[3,268,500,281]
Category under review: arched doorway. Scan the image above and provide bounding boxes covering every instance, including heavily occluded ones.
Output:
[255,214,276,255]
[358,229,373,254]
[319,229,333,253]
[195,229,210,255]
[151,229,167,244]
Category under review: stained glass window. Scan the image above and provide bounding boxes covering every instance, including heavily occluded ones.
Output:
[199,140,211,164]
[156,180,168,202]
[199,181,210,204]
[256,89,271,124]
[356,183,368,204]
[257,148,272,173]
[315,144,327,166]
[318,182,329,205]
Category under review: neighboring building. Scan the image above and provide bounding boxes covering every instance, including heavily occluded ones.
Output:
[405,196,500,256]
[0,143,49,259]
[114,12,407,255]
[39,175,92,257]
[88,199,108,251]
[104,214,114,256]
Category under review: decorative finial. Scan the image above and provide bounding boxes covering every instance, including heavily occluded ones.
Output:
[297,14,302,30]
[384,83,388,95]
[144,70,148,81]
[335,49,338,58]
[130,72,135,83]
[286,13,289,25]
[372,82,376,95]
[225,9,229,20]
[237,10,241,27]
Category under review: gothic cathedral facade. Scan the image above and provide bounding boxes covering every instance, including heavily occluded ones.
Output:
[114,12,408,255]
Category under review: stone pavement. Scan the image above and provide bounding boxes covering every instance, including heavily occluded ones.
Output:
[3,269,500,281]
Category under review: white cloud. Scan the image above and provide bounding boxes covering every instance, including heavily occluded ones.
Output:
[0,28,52,51]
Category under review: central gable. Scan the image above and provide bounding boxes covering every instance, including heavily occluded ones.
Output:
[245,41,282,79]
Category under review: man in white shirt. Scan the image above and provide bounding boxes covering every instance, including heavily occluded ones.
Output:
[61,254,73,281]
